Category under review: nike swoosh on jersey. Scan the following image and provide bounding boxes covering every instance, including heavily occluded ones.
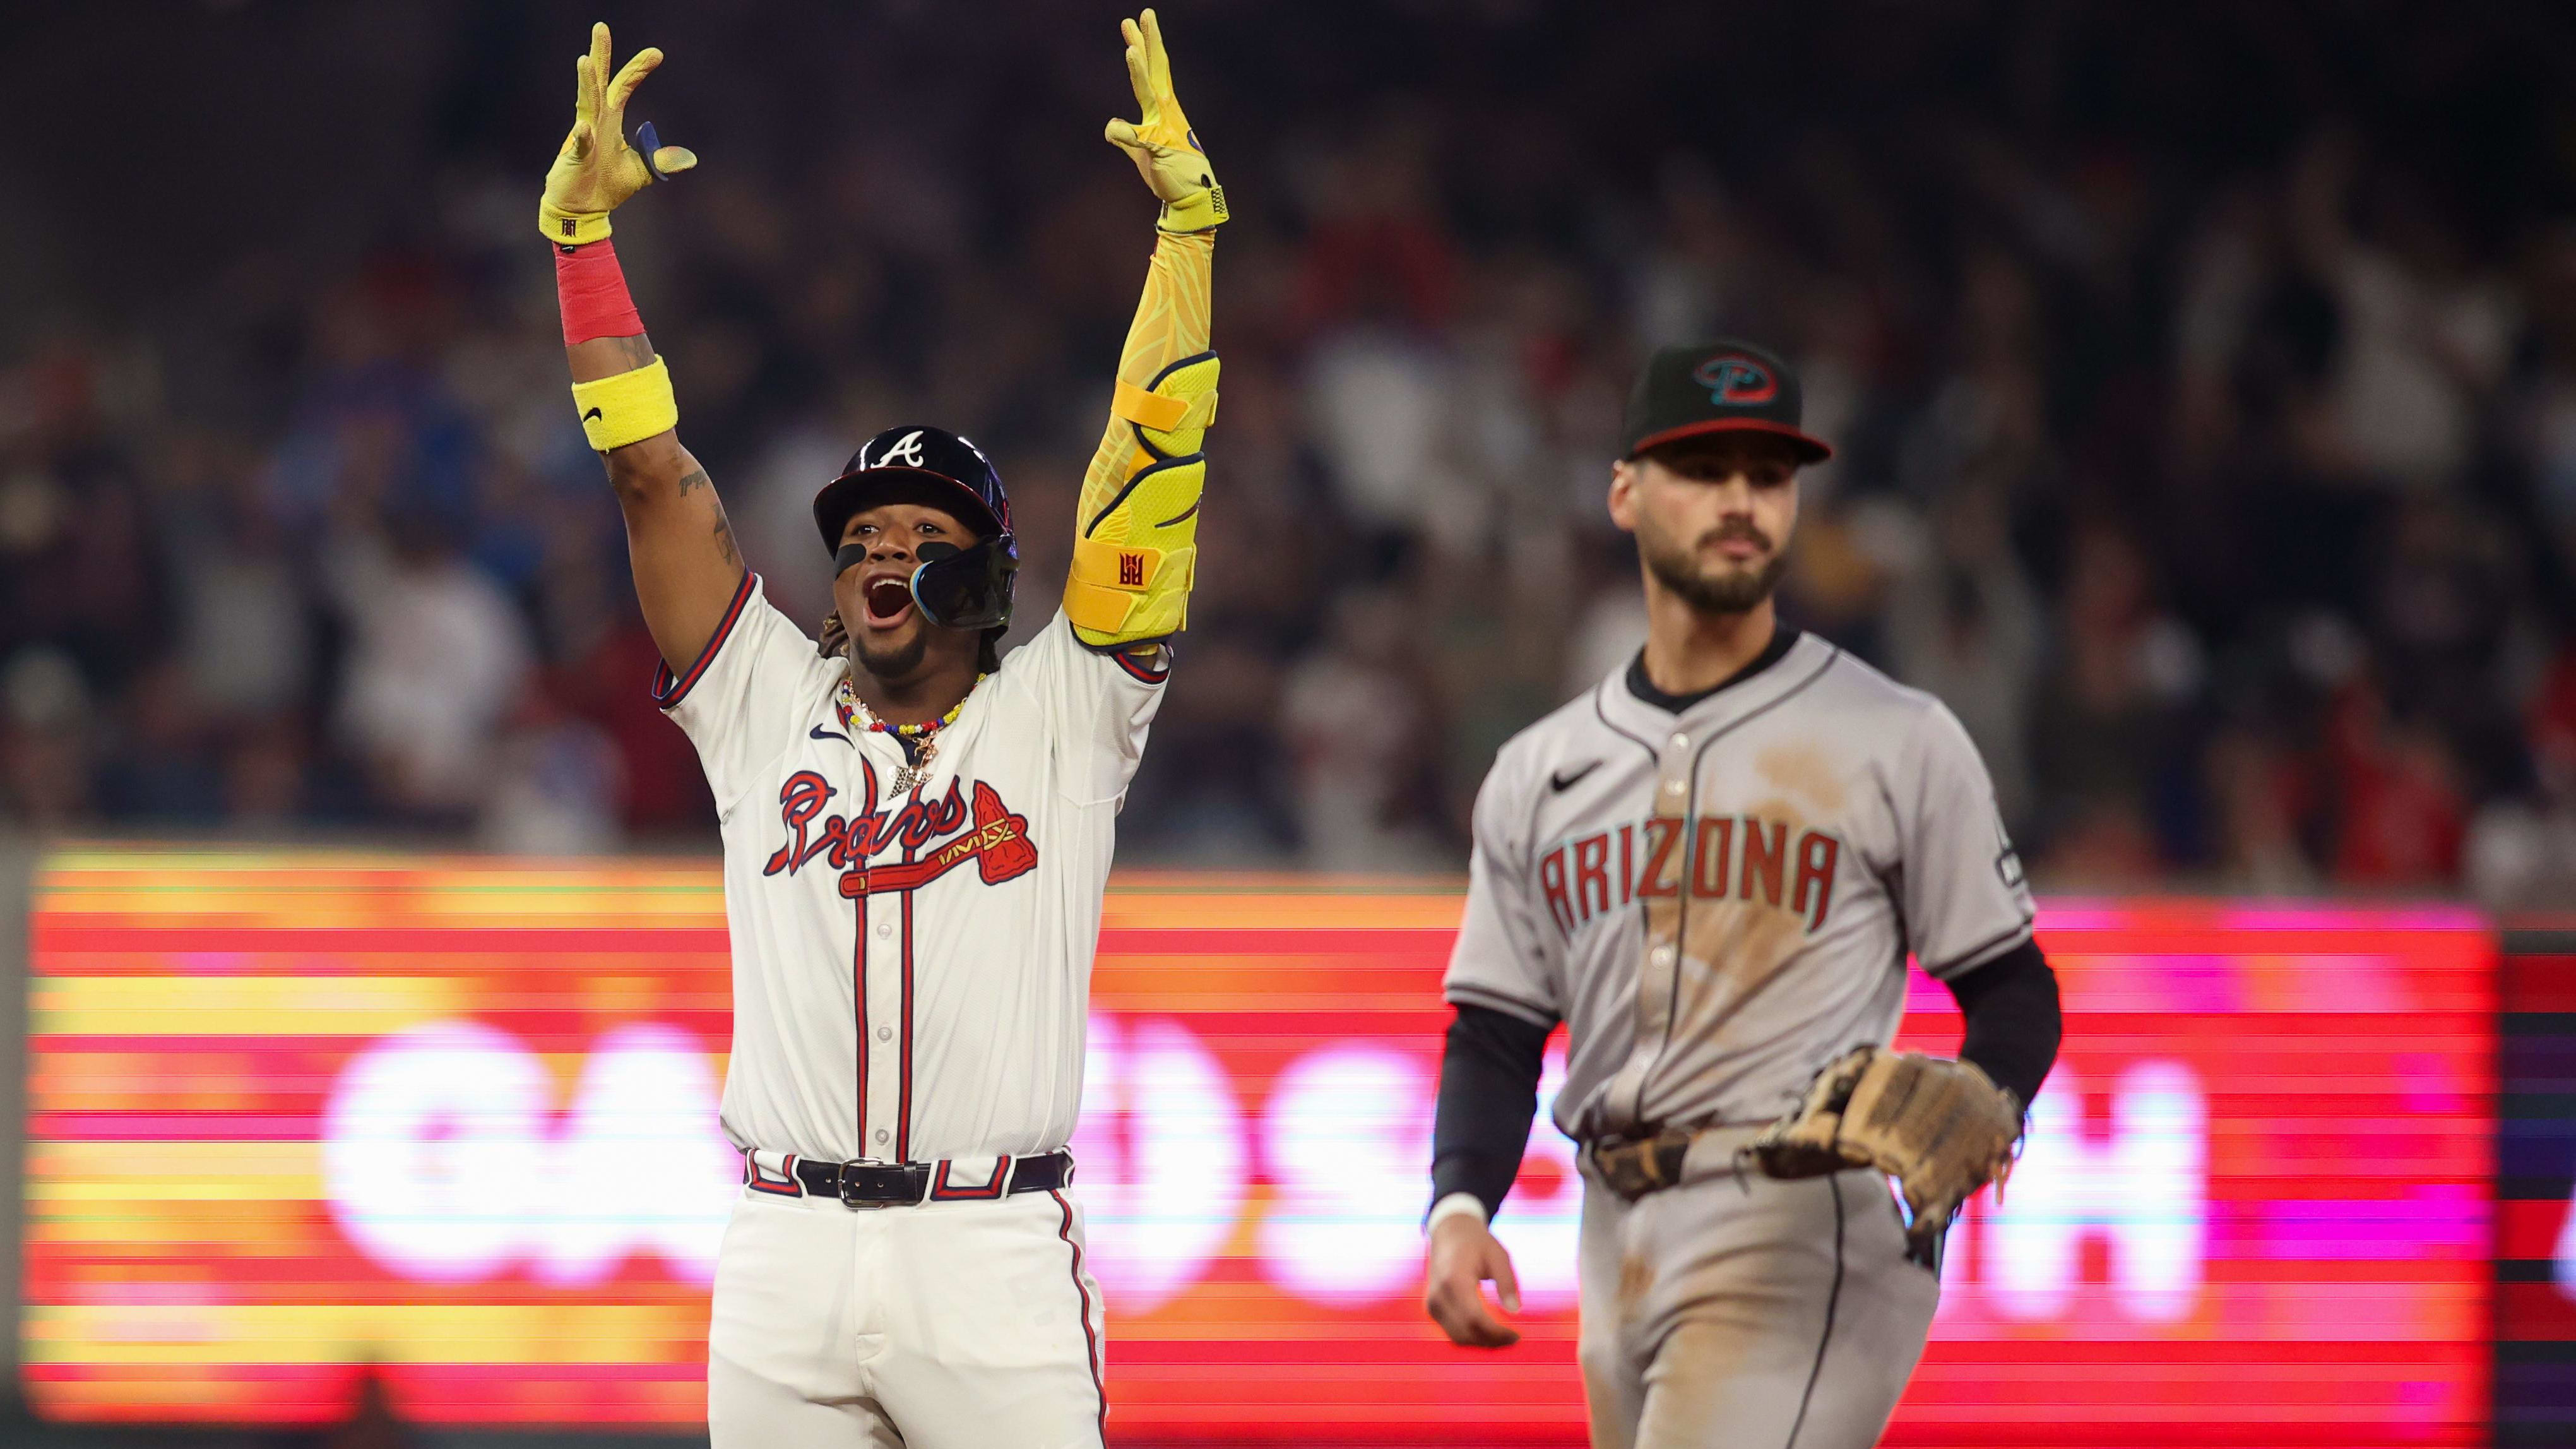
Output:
[810,724,852,745]
[1549,760,1603,792]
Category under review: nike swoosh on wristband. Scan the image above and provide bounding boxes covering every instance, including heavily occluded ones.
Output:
[582,406,604,422]
[1550,760,1603,792]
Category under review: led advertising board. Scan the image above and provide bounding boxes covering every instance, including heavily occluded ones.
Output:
[2498,925,2576,1447]
[23,851,2495,1443]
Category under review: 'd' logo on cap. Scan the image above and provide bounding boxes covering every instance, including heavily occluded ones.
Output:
[1692,354,1778,407]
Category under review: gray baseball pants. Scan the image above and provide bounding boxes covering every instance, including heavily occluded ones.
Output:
[1577,1137,1938,1449]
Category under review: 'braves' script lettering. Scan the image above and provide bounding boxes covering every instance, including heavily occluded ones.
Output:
[763,766,1037,895]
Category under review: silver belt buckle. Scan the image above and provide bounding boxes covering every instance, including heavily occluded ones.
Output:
[836,1162,898,1210]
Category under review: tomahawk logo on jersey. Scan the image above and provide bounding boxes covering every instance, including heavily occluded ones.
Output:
[658,571,1165,1169]
[761,770,1040,895]
[543,13,1227,1442]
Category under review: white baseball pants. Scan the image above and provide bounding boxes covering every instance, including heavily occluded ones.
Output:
[1577,1160,1938,1449]
[707,1183,1108,1448]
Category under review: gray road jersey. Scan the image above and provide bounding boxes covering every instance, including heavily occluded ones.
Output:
[1443,635,2034,1142]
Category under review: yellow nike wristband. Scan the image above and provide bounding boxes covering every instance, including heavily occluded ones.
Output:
[570,356,677,451]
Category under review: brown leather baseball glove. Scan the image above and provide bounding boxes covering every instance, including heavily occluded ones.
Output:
[1745,1045,2022,1264]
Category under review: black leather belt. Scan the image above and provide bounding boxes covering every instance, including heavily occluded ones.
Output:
[776,1149,1072,1207]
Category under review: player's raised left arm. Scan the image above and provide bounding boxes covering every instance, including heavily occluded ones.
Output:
[1065,9,1224,655]
[541,23,745,678]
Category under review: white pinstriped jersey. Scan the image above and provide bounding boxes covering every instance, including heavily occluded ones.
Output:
[1444,633,2033,1141]
[659,573,1166,1165]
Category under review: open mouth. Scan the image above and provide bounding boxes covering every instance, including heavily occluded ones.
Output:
[863,576,914,626]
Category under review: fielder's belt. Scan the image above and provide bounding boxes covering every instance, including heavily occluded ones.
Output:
[744,1148,1072,1208]
[1586,1123,1771,1202]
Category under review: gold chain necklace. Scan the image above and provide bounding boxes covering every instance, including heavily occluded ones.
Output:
[838,675,988,794]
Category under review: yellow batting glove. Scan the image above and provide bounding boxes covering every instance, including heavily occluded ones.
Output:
[1103,9,1226,233]
[538,22,698,246]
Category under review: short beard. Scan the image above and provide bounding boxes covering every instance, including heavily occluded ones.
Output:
[1639,521,1788,616]
[851,628,929,683]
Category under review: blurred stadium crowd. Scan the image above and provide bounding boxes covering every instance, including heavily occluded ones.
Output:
[4,1,2576,902]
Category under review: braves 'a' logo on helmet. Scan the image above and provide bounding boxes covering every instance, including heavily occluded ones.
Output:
[874,430,929,468]
[1692,353,1779,407]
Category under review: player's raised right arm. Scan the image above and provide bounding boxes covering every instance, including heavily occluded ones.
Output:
[543,23,740,676]
[1067,9,1224,655]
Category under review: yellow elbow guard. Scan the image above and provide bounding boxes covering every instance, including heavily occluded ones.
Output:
[1071,351,1220,647]
[1067,454,1203,647]
[569,356,679,451]
[1113,352,1220,462]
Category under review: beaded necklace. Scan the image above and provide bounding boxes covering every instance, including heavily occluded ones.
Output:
[837,674,988,794]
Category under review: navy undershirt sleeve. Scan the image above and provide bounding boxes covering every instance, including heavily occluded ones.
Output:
[1942,938,2062,1108]
[1428,1003,1555,1220]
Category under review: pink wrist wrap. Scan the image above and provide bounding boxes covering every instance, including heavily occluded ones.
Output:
[555,238,644,347]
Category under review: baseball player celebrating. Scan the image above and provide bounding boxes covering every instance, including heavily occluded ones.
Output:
[1421,342,2065,1448]
[538,14,1223,1445]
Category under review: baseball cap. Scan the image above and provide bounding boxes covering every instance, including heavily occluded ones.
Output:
[812,425,1012,554]
[1622,340,1834,464]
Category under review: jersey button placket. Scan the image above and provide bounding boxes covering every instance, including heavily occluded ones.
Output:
[1624,729,1695,1119]
[867,921,903,1162]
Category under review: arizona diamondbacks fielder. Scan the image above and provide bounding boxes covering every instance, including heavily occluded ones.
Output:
[1421,341,2065,1448]
[538,13,1223,1446]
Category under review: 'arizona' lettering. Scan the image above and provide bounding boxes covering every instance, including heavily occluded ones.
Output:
[1540,814,1843,936]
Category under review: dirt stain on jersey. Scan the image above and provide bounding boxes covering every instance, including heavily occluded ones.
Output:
[1757,744,1847,813]
[1635,787,1844,1112]
[1671,796,1815,1042]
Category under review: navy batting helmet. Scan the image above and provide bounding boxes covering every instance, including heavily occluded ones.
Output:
[814,426,1019,631]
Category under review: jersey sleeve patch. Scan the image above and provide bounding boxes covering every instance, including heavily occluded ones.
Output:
[651,570,758,711]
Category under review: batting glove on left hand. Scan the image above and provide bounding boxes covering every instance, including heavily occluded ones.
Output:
[538,21,697,245]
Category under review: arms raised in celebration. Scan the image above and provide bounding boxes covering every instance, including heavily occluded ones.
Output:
[543,23,740,677]
[1067,10,1225,655]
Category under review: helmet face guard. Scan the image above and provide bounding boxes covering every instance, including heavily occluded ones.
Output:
[908,537,1018,630]
[831,536,1019,631]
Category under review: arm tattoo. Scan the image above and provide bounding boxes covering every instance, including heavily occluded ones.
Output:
[604,334,655,371]
[677,467,710,496]
[712,503,742,568]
